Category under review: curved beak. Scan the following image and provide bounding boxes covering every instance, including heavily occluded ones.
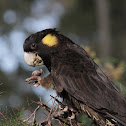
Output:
[24,52,43,66]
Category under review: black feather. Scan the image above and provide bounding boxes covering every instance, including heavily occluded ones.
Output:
[24,29,126,126]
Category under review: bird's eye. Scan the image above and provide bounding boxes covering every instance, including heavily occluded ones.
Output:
[31,43,36,49]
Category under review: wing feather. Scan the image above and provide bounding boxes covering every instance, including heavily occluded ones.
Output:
[51,44,126,124]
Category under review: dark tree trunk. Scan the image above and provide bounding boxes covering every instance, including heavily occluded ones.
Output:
[95,0,112,57]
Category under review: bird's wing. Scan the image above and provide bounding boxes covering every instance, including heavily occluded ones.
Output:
[51,44,126,123]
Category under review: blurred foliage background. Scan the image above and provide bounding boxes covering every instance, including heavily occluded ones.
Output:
[0,0,126,125]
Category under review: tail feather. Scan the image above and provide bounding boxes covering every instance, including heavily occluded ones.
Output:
[107,113,126,126]
[81,104,126,126]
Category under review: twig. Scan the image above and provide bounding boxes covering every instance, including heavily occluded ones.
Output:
[24,105,41,123]
[26,97,32,112]
[47,96,57,120]
[50,95,65,107]
[24,97,75,126]
[0,111,8,120]
[54,117,70,126]
[36,100,70,126]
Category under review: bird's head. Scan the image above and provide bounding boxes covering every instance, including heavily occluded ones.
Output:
[23,28,60,69]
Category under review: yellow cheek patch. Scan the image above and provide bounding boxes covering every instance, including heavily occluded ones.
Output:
[42,34,58,47]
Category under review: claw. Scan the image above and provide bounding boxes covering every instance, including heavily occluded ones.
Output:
[32,83,40,87]
[25,78,33,82]
[25,76,42,87]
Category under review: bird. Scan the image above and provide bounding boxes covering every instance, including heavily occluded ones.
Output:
[23,28,126,126]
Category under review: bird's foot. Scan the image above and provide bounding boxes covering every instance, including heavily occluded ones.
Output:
[25,76,42,87]
[32,69,43,76]
[25,69,44,87]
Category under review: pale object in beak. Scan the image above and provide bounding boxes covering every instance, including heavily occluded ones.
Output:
[24,52,43,66]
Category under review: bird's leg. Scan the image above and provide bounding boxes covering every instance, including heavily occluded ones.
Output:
[25,74,53,89]
[25,76,42,87]
[25,69,43,87]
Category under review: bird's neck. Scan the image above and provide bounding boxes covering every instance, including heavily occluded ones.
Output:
[43,56,51,72]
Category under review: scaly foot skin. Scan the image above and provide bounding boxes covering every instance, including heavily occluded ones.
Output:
[25,76,42,87]
[32,69,43,76]
[26,69,44,87]
[26,69,53,89]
